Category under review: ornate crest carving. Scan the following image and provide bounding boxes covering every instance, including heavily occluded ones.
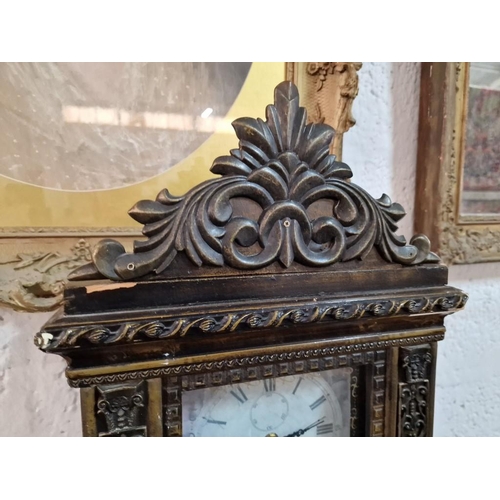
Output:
[70,81,438,282]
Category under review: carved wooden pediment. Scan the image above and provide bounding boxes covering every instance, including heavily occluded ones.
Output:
[69,81,438,283]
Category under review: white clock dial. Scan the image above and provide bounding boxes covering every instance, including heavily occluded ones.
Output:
[182,368,351,437]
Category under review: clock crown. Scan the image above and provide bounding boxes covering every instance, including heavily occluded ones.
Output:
[69,81,438,282]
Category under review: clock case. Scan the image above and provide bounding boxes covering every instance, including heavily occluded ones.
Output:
[35,82,467,437]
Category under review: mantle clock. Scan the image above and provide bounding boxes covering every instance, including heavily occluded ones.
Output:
[35,81,467,437]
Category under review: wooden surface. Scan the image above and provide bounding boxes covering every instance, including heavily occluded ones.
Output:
[37,257,465,437]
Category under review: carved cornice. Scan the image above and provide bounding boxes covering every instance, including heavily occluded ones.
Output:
[35,291,467,352]
[66,333,445,388]
[69,81,438,282]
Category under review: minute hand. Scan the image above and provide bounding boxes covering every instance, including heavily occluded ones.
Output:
[286,418,325,437]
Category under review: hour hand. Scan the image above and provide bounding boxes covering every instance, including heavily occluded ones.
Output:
[286,418,325,437]
[202,417,227,426]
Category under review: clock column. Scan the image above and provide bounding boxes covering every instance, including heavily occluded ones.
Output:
[397,344,436,437]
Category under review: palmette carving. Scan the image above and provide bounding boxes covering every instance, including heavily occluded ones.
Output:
[69,81,438,282]
[403,350,432,382]
[96,382,147,437]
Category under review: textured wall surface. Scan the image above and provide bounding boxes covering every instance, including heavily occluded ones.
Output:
[0,307,80,436]
[1,63,498,436]
[343,62,500,437]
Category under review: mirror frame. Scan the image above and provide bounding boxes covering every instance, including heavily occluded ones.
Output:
[415,62,500,265]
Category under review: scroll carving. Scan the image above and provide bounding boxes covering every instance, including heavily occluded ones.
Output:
[398,346,432,437]
[35,292,467,351]
[70,81,438,282]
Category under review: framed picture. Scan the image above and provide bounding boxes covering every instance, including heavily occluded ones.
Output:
[415,62,500,265]
[0,62,361,311]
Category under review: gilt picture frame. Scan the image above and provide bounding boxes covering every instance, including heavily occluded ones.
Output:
[415,62,500,265]
[0,62,361,311]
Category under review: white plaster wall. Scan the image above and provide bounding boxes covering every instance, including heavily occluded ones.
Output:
[1,63,498,437]
[0,307,80,436]
[343,62,500,437]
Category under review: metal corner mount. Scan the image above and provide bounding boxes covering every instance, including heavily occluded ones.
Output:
[70,81,438,282]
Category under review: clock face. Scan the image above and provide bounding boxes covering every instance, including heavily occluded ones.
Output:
[182,368,351,437]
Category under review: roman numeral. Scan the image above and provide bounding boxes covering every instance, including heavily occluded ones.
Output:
[317,423,334,436]
[292,377,303,395]
[264,379,276,392]
[309,395,326,410]
[230,387,248,404]
[203,417,227,425]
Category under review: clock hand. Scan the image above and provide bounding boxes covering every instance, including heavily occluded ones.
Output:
[286,417,325,437]
[202,417,227,425]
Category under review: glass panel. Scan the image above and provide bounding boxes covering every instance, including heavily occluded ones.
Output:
[461,62,500,217]
[182,367,351,437]
[0,63,285,230]
[0,62,251,191]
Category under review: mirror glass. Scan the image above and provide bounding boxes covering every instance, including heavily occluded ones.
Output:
[461,62,500,218]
